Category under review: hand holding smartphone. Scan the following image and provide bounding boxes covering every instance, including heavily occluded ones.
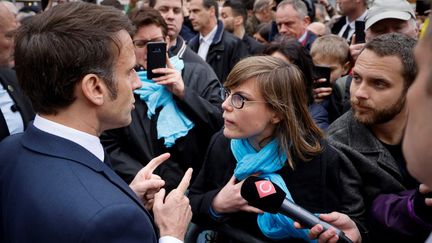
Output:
[313,65,331,88]
[147,42,167,79]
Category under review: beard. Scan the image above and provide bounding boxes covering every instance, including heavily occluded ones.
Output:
[351,95,406,126]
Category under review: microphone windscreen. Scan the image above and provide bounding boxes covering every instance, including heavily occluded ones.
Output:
[240,176,286,213]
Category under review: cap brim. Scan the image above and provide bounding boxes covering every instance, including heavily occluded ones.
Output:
[366,11,412,30]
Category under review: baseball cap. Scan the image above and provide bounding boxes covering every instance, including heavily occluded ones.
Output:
[365,0,416,30]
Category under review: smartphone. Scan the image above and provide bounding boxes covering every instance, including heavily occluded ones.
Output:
[354,21,366,44]
[147,42,166,79]
[313,65,331,88]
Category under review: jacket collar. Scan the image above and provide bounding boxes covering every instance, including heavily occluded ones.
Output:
[169,36,187,59]
[211,20,225,45]
[21,124,148,212]
[344,110,401,177]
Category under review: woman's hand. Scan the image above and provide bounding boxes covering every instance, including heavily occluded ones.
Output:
[211,176,263,214]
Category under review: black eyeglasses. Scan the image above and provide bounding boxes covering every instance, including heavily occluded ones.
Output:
[221,88,268,109]
[133,37,165,49]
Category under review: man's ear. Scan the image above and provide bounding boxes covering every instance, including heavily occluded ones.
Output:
[80,74,105,106]
[209,5,216,18]
[234,15,244,27]
[303,16,311,26]
[343,61,352,75]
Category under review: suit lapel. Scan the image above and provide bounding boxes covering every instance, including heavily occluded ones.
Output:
[22,124,151,215]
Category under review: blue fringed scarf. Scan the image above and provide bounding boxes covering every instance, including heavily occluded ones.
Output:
[134,56,194,147]
[231,138,315,242]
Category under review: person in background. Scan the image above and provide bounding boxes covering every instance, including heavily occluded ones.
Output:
[0,3,34,141]
[330,0,367,43]
[187,0,248,83]
[1,2,192,242]
[101,8,223,192]
[275,0,317,51]
[327,33,431,242]
[221,0,265,55]
[310,34,351,123]
[188,56,365,242]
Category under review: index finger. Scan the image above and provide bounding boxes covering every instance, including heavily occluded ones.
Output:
[350,34,357,45]
[143,153,170,174]
[176,168,193,193]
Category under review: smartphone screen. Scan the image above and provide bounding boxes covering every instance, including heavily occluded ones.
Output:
[147,42,166,79]
[313,65,331,88]
[354,21,366,44]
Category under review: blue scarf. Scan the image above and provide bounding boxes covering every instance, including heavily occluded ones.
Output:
[134,56,194,147]
[231,139,315,241]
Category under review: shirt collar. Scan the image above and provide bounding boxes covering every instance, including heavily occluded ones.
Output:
[200,24,218,44]
[298,30,308,43]
[33,114,105,162]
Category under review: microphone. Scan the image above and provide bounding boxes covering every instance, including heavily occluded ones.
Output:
[240,176,353,243]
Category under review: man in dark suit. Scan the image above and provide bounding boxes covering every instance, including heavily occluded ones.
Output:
[275,0,316,52]
[0,2,192,242]
[0,4,34,141]
[0,67,34,141]
[187,0,249,83]
[330,0,367,43]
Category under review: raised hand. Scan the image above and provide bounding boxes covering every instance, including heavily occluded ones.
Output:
[129,153,170,210]
[153,168,193,240]
[151,55,185,99]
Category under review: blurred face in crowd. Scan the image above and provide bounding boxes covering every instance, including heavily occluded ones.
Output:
[403,31,432,187]
[0,6,19,67]
[153,0,184,40]
[350,49,406,125]
[336,0,357,16]
[366,18,418,42]
[222,78,279,147]
[276,4,308,39]
[189,0,214,33]
[132,24,166,69]
[254,3,273,23]
[100,30,142,131]
[220,6,235,33]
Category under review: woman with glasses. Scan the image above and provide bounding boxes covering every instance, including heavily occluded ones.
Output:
[188,56,365,242]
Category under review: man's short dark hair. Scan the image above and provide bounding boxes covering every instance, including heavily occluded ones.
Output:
[128,7,168,37]
[363,33,417,91]
[15,2,134,115]
[148,0,183,8]
[223,0,248,23]
[203,0,219,18]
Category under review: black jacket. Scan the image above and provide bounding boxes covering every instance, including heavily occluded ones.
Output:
[188,131,366,242]
[0,67,34,141]
[242,34,265,55]
[188,20,249,83]
[101,39,223,192]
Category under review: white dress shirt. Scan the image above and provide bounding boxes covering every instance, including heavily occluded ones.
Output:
[0,82,24,135]
[197,25,218,61]
[33,114,105,161]
[338,10,368,41]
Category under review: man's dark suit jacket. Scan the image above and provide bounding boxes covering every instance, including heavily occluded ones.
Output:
[188,20,249,83]
[0,67,34,141]
[0,124,158,242]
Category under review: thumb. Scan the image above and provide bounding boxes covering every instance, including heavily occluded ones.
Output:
[154,188,166,205]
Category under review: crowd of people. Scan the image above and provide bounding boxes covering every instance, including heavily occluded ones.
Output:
[0,0,431,242]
